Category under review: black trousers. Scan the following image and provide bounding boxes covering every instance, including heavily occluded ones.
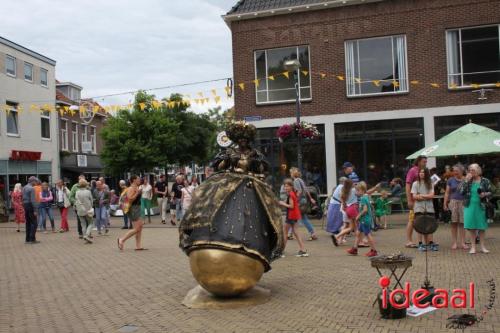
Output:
[23,203,37,242]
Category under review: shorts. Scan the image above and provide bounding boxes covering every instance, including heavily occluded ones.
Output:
[345,204,359,220]
[449,199,464,224]
[358,222,372,236]
[408,210,415,224]
[285,219,297,225]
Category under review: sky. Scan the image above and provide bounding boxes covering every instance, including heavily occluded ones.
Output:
[2,0,237,111]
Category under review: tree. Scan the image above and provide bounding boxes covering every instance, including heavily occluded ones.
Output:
[100,91,217,175]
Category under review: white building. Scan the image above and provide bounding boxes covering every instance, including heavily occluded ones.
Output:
[0,36,58,195]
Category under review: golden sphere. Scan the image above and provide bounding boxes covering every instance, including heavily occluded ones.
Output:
[189,248,265,297]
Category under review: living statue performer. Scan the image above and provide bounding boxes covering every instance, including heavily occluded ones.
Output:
[179,121,284,297]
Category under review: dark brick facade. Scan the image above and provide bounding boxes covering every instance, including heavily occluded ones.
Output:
[230,0,500,120]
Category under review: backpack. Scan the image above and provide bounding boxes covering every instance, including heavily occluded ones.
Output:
[119,189,130,214]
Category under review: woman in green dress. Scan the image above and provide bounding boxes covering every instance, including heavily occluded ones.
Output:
[459,164,492,254]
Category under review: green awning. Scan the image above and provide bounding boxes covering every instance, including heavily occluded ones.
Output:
[407,123,500,160]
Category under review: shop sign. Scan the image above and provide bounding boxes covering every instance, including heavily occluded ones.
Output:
[243,116,262,122]
[10,150,42,161]
[77,155,88,167]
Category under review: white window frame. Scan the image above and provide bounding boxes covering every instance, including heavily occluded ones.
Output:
[445,24,500,89]
[40,68,48,87]
[344,35,409,98]
[254,45,312,105]
[60,119,68,151]
[90,125,97,154]
[71,121,79,152]
[41,111,51,140]
[24,62,33,82]
[5,55,16,77]
[81,124,88,152]
[6,102,20,137]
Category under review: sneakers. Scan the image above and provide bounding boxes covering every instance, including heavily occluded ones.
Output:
[347,247,358,255]
[365,249,378,257]
[430,243,439,251]
[418,244,427,252]
[78,234,84,239]
[98,231,102,235]
[105,228,109,234]
[296,250,309,257]
[83,236,93,244]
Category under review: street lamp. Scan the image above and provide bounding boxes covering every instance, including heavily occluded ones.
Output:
[283,59,303,172]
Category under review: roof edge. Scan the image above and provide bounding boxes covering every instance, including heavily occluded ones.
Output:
[0,36,56,66]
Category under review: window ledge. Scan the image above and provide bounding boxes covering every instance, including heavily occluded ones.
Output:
[256,98,312,106]
[347,91,409,99]
[6,73,16,78]
[7,133,20,137]
[41,137,52,141]
[448,84,500,91]
[24,79,33,83]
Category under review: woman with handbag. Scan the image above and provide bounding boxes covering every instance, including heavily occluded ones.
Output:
[118,175,146,251]
[443,164,468,250]
[290,167,318,241]
[459,164,492,254]
[75,179,95,244]
[55,180,71,232]
[411,168,438,252]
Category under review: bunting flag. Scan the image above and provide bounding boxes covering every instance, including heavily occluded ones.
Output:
[252,79,260,87]
[336,75,344,81]
[496,82,500,88]
[471,84,481,89]
[301,70,309,77]
[238,83,245,91]
[282,71,289,79]
[354,78,361,84]
[93,105,100,114]
[138,102,146,111]
[214,96,221,104]
[197,92,204,98]
[211,89,217,96]
[224,86,231,96]
[373,80,381,87]
[392,80,400,88]
[410,80,420,85]
[430,83,440,88]
[268,75,275,81]
[320,73,327,79]
[449,83,458,89]
[152,100,161,109]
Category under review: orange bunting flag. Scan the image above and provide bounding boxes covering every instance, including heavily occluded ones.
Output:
[372,80,381,87]
[282,71,289,79]
[410,80,420,85]
[336,75,345,81]
[238,83,245,91]
[430,83,440,88]
[252,79,260,87]
[138,102,146,111]
[214,96,221,104]
[320,73,327,79]
[211,89,217,96]
[495,82,500,88]
[268,75,275,81]
[301,70,309,77]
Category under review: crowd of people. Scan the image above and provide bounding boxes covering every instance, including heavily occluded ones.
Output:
[8,157,497,257]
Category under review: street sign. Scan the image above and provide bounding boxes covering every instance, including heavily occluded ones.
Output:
[243,116,262,122]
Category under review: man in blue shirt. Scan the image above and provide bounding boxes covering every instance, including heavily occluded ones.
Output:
[343,162,360,184]
[22,176,40,244]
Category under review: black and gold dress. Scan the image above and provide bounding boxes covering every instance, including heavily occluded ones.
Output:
[179,146,284,272]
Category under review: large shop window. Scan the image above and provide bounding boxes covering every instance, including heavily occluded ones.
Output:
[335,118,424,186]
[345,35,408,97]
[6,102,19,136]
[254,46,311,104]
[446,25,500,88]
[254,126,326,194]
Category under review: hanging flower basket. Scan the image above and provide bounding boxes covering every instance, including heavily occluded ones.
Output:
[277,121,320,142]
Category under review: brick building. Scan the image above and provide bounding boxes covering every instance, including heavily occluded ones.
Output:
[224,0,500,193]
[56,81,107,184]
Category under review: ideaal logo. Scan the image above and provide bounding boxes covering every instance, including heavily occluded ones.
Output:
[379,276,475,309]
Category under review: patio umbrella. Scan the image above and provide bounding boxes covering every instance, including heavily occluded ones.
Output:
[407,123,500,159]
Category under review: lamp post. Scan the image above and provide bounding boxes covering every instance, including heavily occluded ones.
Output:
[283,59,302,172]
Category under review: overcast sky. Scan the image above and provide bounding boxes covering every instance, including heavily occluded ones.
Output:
[2,0,237,111]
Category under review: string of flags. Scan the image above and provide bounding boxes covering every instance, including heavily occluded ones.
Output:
[3,69,500,116]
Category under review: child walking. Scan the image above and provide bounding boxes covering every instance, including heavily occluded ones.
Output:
[347,182,378,257]
[279,179,309,257]
[375,190,390,229]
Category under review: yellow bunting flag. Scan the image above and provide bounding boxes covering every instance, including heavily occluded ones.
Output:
[176,101,181,107]
[224,86,231,96]
[449,83,458,89]
[197,92,204,98]
[238,83,245,91]
[392,81,400,88]
[214,96,221,104]
[372,80,381,87]
[336,75,344,81]
[30,104,39,112]
[410,80,420,85]
[354,78,361,84]
[169,101,176,108]
[152,100,160,109]
[63,106,69,113]
[320,73,327,79]
[4,104,10,113]
[268,75,275,81]
[282,71,289,79]
[93,105,100,114]
[17,105,24,114]
[471,84,480,89]
[79,105,86,114]
[59,106,65,116]
[430,83,440,88]
[138,102,146,111]
[211,89,217,96]
[301,70,309,77]
[252,79,260,87]
[496,82,500,88]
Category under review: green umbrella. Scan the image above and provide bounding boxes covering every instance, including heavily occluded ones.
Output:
[407,123,500,160]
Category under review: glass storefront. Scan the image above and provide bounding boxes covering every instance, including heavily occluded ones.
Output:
[335,118,425,186]
[434,112,500,179]
[254,125,327,194]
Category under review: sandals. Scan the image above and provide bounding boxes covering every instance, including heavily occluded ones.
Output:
[405,243,418,248]
[134,248,148,251]
[117,238,124,251]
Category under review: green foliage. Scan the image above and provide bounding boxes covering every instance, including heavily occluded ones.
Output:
[100,91,217,175]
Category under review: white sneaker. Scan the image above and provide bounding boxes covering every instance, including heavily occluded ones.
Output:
[296,251,309,257]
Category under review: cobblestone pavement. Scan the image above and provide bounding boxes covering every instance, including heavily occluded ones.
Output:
[0,212,499,333]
